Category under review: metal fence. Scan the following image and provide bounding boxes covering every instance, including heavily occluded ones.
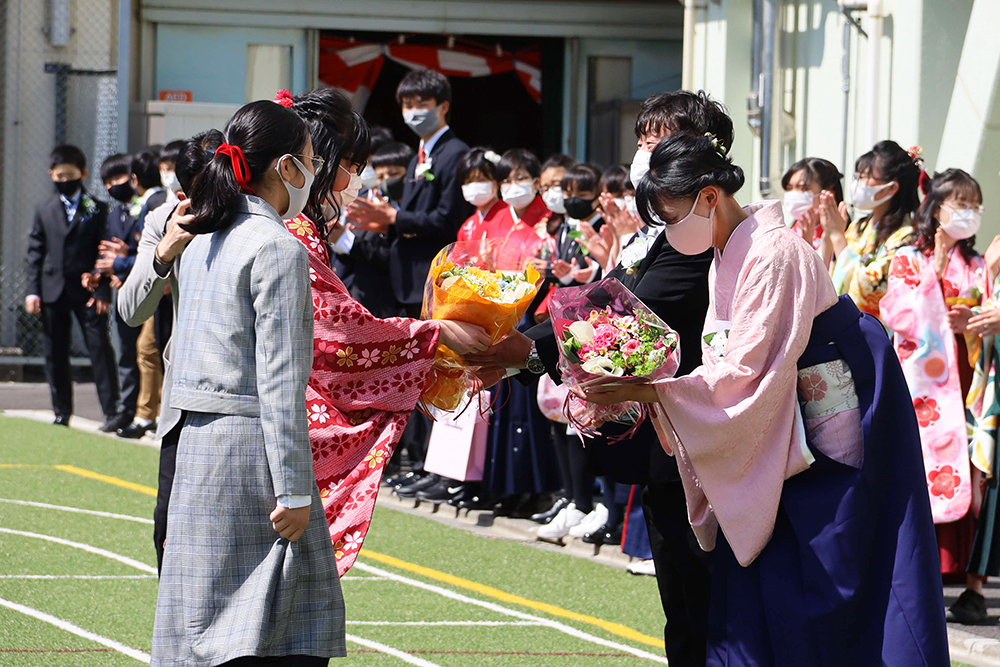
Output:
[0,0,120,361]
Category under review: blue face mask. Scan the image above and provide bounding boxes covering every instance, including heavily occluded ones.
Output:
[403,106,440,137]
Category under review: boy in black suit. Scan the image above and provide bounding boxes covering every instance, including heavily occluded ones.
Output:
[25,145,123,430]
[347,69,472,318]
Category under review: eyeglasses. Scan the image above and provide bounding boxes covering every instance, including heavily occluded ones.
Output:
[295,154,325,172]
[942,202,984,213]
[501,176,535,187]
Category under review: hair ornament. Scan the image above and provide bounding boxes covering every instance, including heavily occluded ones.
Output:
[907,145,925,168]
[273,89,294,108]
[216,143,255,194]
[484,150,501,165]
[704,132,727,158]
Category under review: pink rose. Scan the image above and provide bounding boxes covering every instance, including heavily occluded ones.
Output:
[592,325,617,349]
[653,340,665,349]
[622,339,641,356]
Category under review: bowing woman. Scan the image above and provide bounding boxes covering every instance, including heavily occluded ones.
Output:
[153,101,340,666]
[580,133,949,666]
[279,88,490,573]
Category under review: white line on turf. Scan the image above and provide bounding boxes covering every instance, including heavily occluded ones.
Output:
[0,596,150,663]
[340,575,388,581]
[348,620,543,626]
[0,528,157,574]
[346,634,443,667]
[353,562,669,664]
[0,498,154,524]
[0,575,156,579]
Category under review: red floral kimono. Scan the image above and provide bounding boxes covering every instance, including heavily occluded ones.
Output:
[285,215,440,575]
[457,199,509,242]
[495,195,554,269]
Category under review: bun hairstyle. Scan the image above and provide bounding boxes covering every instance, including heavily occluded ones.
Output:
[456,147,502,185]
[854,139,921,249]
[183,100,308,234]
[176,129,224,195]
[635,133,745,228]
[911,168,982,263]
[286,87,371,236]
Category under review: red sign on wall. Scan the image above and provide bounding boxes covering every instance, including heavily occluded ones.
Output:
[158,90,193,102]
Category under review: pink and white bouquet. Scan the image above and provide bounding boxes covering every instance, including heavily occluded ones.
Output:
[550,278,680,439]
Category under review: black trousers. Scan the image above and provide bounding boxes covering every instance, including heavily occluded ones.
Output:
[219,656,328,666]
[643,479,713,667]
[550,424,595,513]
[154,422,181,573]
[41,294,120,418]
[114,309,141,418]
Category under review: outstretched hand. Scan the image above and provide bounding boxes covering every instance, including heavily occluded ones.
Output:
[463,330,533,369]
[573,382,658,406]
[437,320,491,356]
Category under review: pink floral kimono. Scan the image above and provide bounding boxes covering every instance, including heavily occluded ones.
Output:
[880,246,984,525]
[285,215,440,575]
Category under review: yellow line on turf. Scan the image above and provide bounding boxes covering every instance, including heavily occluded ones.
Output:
[360,549,665,649]
[0,463,157,497]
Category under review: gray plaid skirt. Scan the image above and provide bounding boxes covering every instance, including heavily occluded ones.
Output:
[151,412,345,666]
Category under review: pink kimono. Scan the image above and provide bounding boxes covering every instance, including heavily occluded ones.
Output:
[651,201,840,566]
[880,246,984,524]
[285,215,440,575]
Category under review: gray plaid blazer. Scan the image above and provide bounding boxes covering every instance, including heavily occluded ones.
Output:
[169,195,315,497]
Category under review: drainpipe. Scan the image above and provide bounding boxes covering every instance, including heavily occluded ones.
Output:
[866,0,884,146]
[758,0,777,198]
[838,2,867,178]
[681,0,698,90]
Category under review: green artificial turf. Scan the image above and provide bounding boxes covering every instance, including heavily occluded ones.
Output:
[0,415,977,666]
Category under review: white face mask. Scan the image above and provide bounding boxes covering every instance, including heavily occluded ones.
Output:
[939,206,982,240]
[160,169,182,194]
[851,179,896,212]
[275,155,315,220]
[630,150,652,187]
[501,182,536,209]
[403,106,441,137]
[462,181,496,208]
[783,190,816,220]
[623,195,638,219]
[336,164,362,208]
[542,186,566,214]
[360,165,378,189]
[664,193,715,256]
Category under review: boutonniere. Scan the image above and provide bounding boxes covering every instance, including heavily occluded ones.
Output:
[81,194,98,220]
[128,197,143,218]
[566,229,590,256]
[618,235,652,275]
[415,156,435,181]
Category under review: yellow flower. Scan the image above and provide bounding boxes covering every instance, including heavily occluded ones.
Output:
[363,449,386,468]
[287,218,311,236]
[337,346,358,366]
[382,345,400,363]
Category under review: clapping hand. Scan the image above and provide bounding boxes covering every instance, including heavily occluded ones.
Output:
[578,221,611,267]
[551,259,573,279]
[99,237,129,258]
[817,191,848,237]
[346,198,397,235]
[797,208,819,245]
[985,235,1000,284]
[599,193,641,237]
[969,307,1000,338]
[569,257,597,284]
[81,272,100,292]
[94,255,116,275]
[933,228,950,279]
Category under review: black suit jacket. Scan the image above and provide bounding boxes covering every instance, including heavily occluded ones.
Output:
[390,129,473,305]
[26,191,110,304]
[524,229,713,484]
[341,228,400,318]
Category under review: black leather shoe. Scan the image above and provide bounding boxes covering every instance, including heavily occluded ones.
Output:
[492,494,525,517]
[99,413,132,433]
[456,490,494,511]
[117,421,154,439]
[582,522,623,546]
[948,589,992,625]
[396,474,440,499]
[417,480,463,504]
[53,415,70,427]
[531,497,569,524]
[391,471,426,489]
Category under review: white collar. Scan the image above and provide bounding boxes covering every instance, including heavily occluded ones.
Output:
[419,125,450,157]
[60,189,82,207]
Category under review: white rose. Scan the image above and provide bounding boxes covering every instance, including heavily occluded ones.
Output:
[568,320,596,344]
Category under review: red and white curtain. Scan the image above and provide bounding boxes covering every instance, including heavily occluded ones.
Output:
[318,34,542,111]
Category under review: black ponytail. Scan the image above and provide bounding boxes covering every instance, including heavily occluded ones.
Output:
[287,88,371,237]
[635,133,745,228]
[175,129,224,195]
[183,100,308,234]
[854,140,921,249]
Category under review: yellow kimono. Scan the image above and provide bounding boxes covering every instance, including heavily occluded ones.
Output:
[832,217,913,321]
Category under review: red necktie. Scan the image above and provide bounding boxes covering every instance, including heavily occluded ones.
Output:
[418,145,426,165]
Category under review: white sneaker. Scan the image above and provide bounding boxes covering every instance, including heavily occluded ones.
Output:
[627,559,657,576]
[537,504,586,540]
[568,503,609,538]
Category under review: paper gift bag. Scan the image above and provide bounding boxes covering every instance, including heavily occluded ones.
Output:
[424,392,491,482]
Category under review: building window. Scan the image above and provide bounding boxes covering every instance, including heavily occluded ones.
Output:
[247,44,293,103]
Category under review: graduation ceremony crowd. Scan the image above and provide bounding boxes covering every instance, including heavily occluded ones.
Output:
[22,66,1000,665]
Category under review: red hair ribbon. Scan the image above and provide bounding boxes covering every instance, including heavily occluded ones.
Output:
[216,143,255,194]
[274,89,294,108]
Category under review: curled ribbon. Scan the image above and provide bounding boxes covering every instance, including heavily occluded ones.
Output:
[216,143,255,194]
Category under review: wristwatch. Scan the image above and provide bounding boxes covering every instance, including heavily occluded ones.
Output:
[525,340,546,374]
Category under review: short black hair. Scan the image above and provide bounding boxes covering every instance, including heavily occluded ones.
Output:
[781,157,844,203]
[176,129,224,195]
[159,140,186,167]
[496,148,541,182]
[457,147,501,185]
[100,153,132,183]
[561,163,602,194]
[634,90,734,153]
[368,126,395,154]
[600,165,632,196]
[50,144,87,171]
[371,142,415,170]
[396,69,452,106]
[541,154,576,173]
[131,149,162,190]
